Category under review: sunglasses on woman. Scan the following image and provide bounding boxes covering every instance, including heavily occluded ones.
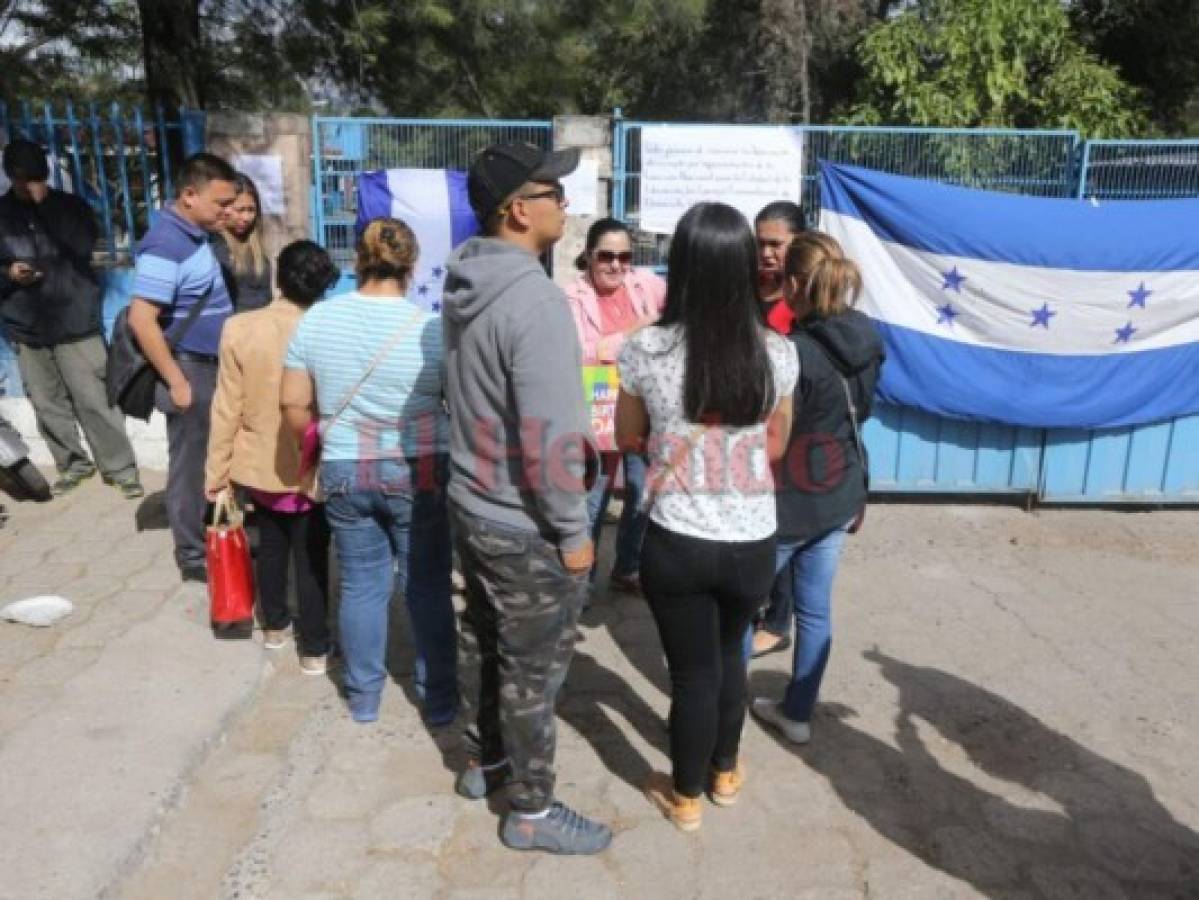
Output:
[593,250,633,264]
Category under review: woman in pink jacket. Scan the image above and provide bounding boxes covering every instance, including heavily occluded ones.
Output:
[565,218,666,594]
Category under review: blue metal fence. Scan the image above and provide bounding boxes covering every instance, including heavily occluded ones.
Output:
[311,116,553,271]
[611,121,1199,502]
[0,100,206,260]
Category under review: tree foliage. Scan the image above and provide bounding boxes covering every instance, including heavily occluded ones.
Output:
[849,0,1151,137]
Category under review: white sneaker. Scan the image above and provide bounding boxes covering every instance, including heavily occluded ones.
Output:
[299,655,328,675]
[262,629,290,650]
[751,697,812,745]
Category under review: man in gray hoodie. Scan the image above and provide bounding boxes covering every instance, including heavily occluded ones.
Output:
[442,143,610,854]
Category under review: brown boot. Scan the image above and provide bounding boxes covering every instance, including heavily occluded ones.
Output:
[645,772,703,832]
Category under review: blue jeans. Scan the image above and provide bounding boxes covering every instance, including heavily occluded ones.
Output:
[585,452,648,578]
[773,524,850,722]
[322,456,458,718]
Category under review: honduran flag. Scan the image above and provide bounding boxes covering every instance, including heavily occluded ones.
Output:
[819,161,1199,430]
[356,169,480,312]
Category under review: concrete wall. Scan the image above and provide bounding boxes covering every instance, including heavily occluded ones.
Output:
[552,115,613,289]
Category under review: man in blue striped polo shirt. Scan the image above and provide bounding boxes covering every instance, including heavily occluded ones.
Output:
[128,154,238,581]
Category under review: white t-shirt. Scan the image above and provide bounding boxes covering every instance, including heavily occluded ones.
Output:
[618,324,799,542]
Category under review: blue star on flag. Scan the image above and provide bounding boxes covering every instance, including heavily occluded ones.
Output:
[941,267,966,293]
[432,266,444,278]
[1029,303,1056,328]
[417,284,430,296]
[431,301,441,312]
[1127,282,1151,309]
[1115,321,1137,343]
[936,303,958,325]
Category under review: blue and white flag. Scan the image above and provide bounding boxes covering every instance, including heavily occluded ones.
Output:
[820,162,1199,429]
[356,168,479,312]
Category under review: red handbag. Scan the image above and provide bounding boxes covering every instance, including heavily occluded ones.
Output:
[207,490,255,635]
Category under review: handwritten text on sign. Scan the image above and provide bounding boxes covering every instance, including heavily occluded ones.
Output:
[639,126,803,234]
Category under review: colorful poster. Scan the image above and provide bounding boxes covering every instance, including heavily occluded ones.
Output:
[582,365,620,453]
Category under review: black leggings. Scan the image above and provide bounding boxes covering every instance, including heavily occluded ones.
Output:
[253,505,331,656]
[640,523,776,797]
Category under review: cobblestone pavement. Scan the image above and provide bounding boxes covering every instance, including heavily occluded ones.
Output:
[1,478,1197,899]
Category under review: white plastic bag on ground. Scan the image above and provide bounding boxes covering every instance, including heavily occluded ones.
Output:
[1,595,74,627]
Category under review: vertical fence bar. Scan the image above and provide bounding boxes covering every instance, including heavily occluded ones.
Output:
[64,101,85,195]
[611,108,625,221]
[1076,140,1092,199]
[132,106,155,229]
[89,103,116,258]
[110,103,136,255]
[42,102,62,189]
[20,100,32,139]
[311,116,326,262]
[0,100,8,142]
[180,108,205,157]
[155,104,174,203]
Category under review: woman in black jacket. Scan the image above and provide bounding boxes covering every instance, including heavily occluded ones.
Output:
[215,173,272,312]
[751,231,884,745]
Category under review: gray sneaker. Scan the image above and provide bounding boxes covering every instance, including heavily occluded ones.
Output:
[455,758,510,800]
[500,801,613,855]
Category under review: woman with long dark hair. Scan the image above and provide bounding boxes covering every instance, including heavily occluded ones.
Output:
[615,202,797,832]
[565,217,665,594]
[751,231,883,746]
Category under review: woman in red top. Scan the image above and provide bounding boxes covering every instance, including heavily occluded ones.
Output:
[752,201,806,657]
[565,218,666,595]
[756,201,806,336]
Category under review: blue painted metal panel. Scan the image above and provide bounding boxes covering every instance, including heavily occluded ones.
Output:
[864,402,1041,493]
[1040,417,1199,502]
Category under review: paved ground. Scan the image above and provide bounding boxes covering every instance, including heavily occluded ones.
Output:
[0,477,1196,899]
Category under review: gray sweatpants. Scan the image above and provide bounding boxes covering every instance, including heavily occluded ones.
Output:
[15,335,138,480]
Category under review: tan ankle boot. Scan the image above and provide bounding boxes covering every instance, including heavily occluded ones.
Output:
[709,761,746,807]
[645,772,703,832]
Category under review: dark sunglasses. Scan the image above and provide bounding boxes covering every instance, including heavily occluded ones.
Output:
[593,250,633,264]
[517,184,566,205]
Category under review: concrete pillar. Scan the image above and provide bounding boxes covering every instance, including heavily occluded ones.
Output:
[205,112,312,265]
[552,114,613,288]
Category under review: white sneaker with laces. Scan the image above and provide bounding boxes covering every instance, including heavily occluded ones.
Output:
[751,697,812,745]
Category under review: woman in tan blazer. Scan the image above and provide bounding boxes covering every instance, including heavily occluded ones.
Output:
[205,240,340,672]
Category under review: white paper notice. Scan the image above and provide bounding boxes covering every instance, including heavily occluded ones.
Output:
[562,158,599,217]
[639,126,803,234]
[233,154,286,215]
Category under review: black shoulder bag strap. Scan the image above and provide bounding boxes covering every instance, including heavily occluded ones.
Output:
[163,278,217,352]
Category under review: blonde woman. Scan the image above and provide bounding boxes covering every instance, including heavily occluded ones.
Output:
[751,231,884,746]
[216,173,272,312]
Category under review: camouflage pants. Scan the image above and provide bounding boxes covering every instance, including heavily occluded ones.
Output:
[451,507,589,812]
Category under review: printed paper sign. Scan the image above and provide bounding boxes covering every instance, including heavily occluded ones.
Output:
[639,125,803,234]
[233,154,286,215]
[582,365,620,453]
[562,158,600,217]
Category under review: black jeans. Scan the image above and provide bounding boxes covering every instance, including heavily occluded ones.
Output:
[640,523,777,797]
[253,505,332,657]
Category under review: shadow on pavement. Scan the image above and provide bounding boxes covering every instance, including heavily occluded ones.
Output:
[749,651,1199,898]
[134,490,169,531]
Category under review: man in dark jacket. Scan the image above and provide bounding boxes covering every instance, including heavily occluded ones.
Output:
[0,139,142,497]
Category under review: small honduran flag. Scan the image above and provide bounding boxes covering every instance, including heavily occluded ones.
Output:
[356,169,480,312]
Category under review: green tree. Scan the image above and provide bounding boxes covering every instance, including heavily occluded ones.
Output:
[1070,0,1199,134]
[849,0,1150,136]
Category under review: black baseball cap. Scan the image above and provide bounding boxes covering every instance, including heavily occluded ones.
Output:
[2,139,49,181]
[468,143,580,224]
